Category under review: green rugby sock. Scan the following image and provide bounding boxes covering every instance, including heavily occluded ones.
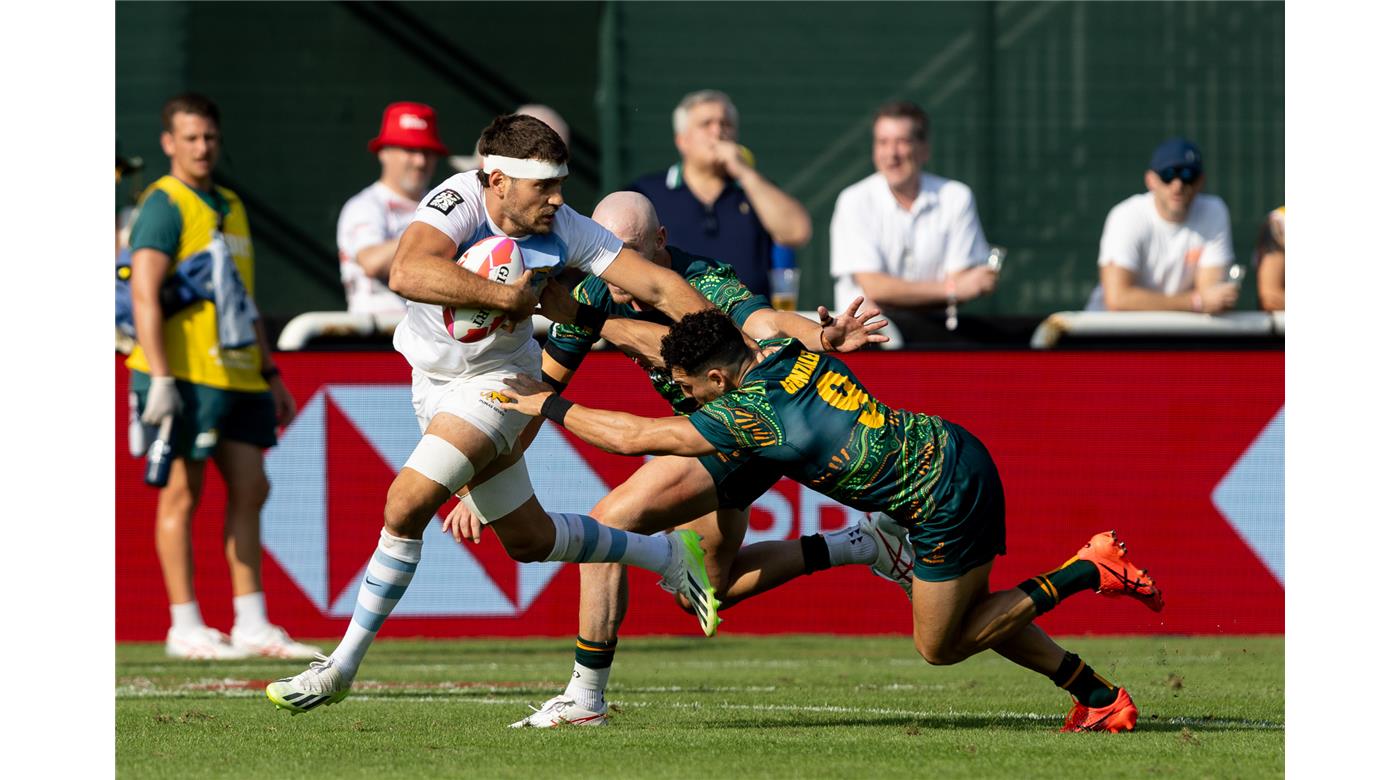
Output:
[566,636,617,712]
[1052,652,1118,708]
[1016,559,1100,614]
[574,635,617,670]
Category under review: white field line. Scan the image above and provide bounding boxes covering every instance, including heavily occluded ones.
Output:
[115,682,1282,731]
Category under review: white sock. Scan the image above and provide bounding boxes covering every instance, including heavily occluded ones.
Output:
[564,662,609,712]
[546,512,671,573]
[825,525,876,566]
[329,529,423,680]
[232,592,270,630]
[170,601,205,632]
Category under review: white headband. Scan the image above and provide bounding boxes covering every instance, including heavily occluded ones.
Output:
[481,154,568,180]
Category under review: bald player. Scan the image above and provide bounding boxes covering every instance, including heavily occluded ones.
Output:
[446,192,913,727]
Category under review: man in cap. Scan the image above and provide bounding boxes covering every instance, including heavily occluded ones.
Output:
[1086,137,1239,313]
[336,102,448,316]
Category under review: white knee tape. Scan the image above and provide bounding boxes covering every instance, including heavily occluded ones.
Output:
[403,434,476,491]
[467,457,534,524]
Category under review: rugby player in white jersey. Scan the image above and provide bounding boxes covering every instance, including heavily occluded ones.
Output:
[266,115,719,715]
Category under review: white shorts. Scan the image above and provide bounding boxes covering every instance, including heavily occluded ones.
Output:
[410,341,542,457]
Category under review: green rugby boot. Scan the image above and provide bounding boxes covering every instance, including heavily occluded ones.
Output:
[266,654,351,715]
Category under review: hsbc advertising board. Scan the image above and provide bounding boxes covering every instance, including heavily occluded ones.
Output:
[114,351,1283,640]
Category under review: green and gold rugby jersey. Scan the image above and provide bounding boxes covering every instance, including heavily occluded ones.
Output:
[687,338,951,525]
[545,246,770,414]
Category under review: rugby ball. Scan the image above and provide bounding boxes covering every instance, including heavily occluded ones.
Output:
[444,236,525,342]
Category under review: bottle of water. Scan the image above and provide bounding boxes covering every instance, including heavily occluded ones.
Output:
[145,416,176,488]
[769,245,798,311]
[128,390,148,458]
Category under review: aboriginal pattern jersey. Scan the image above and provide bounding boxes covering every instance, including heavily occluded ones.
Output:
[546,246,771,414]
[687,338,951,524]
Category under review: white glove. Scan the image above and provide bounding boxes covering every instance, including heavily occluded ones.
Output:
[140,376,182,425]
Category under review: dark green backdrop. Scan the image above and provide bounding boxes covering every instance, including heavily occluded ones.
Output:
[117,1,1283,319]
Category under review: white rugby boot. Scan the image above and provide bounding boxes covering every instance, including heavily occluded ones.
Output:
[231,623,323,660]
[658,529,721,637]
[860,513,915,599]
[266,654,351,715]
[509,694,609,728]
[165,626,248,660]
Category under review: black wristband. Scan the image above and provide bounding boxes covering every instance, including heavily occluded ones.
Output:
[541,394,575,426]
[574,303,608,332]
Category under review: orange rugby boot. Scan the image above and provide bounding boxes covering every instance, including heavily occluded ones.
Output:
[1065,687,1139,733]
[1073,530,1164,612]
[1059,699,1089,733]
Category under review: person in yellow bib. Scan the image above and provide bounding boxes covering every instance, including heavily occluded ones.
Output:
[126,93,314,660]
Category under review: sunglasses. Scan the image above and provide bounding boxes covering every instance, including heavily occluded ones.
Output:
[1155,166,1201,185]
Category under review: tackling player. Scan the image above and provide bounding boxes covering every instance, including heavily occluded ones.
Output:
[266,115,721,715]
[445,192,914,727]
[502,308,1165,733]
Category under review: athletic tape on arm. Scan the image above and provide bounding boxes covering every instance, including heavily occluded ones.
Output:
[403,434,476,492]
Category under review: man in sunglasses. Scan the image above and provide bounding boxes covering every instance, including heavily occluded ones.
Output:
[1086,137,1239,313]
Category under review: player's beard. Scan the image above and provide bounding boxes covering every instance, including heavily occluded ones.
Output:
[500,187,557,235]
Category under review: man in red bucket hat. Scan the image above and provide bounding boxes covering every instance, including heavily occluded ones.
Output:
[336,102,449,315]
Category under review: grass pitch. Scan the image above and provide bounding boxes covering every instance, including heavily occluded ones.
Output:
[117,635,1282,778]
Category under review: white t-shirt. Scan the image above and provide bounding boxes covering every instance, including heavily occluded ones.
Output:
[336,182,418,315]
[829,172,990,311]
[1086,192,1233,310]
[393,172,623,379]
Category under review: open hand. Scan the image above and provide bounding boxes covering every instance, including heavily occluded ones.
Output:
[441,495,484,544]
[500,374,556,416]
[819,296,890,352]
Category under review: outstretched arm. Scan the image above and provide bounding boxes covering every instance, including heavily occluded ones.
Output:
[597,249,713,323]
[742,296,888,352]
[501,375,718,458]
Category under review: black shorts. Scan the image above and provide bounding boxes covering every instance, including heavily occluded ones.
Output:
[699,449,783,510]
[907,421,1007,582]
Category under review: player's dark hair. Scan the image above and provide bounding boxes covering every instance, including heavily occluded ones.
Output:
[873,100,928,142]
[161,93,221,132]
[475,114,569,186]
[662,309,750,376]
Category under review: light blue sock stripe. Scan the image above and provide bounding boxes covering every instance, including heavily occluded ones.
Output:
[352,603,388,632]
[373,549,418,573]
[577,514,600,561]
[601,528,630,562]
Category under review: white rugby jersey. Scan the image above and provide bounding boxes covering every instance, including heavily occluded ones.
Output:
[394,172,623,378]
[336,182,418,315]
[1086,192,1233,310]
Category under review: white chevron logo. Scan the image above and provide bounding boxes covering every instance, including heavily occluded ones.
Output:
[1211,407,1285,584]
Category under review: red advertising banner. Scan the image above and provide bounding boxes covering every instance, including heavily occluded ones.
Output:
[115,350,1283,641]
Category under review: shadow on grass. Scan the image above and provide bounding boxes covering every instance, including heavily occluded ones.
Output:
[686,713,1279,733]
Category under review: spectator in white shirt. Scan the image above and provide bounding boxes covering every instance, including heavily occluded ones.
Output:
[336,102,448,315]
[1087,137,1239,313]
[829,101,997,314]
